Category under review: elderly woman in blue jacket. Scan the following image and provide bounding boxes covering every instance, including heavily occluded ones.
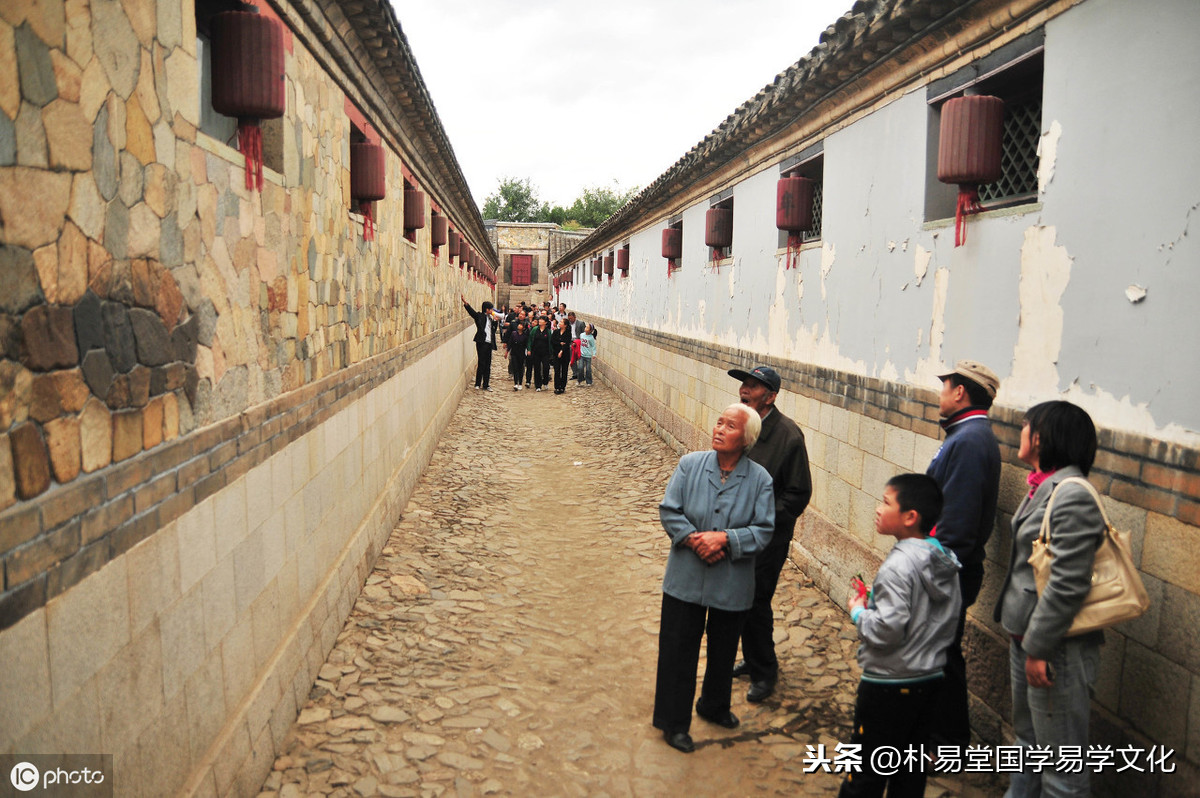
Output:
[653,403,775,753]
[995,400,1104,797]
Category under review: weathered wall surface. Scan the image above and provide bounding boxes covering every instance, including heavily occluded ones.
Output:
[562,0,1200,791]
[0,0,492,792]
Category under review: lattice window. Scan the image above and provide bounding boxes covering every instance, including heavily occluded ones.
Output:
[978,93,1041,204]
[803,181,824,243]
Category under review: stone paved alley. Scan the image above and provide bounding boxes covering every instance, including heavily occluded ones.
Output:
[258,371,1003,797]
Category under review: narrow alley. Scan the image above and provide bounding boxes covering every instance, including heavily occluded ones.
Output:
[258,373,1002,797]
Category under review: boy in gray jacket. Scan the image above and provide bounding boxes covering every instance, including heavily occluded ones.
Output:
[840,474,962,798]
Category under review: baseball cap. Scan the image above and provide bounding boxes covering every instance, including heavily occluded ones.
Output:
[728,365,781,393]
[938,360,999,398]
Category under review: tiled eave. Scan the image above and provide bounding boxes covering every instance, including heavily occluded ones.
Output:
[551,0,1058,272]
[281,0,497,265]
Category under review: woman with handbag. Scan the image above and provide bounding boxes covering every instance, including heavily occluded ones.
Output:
[995,400,1104,797]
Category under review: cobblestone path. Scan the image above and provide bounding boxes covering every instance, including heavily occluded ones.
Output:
[260,371,1003,797]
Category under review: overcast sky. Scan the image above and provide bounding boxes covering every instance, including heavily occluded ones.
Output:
[391,0,854,210]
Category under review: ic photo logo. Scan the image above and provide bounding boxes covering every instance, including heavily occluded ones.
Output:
[10,762,39,792]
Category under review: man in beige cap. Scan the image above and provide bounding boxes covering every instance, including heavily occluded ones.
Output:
[925,360,1001,747]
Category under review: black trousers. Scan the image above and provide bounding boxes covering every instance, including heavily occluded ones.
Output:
[552,357,569,392]
[653,593,746,735]
[533,354,550,389]
[509,351,526,384]
[929,560,983,746]
[474,342,493,388]
[739,524,794,682]
[839,679,938,798]
[523,355,535,385]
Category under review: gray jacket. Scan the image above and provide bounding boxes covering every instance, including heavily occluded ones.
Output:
[995,466,1106,659]
[659,450,775,612]
[854,537,962,681]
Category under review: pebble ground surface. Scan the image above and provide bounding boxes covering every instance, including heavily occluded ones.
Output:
[259,366,1004,797]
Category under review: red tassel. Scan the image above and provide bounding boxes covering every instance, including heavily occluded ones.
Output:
[238,121,264,191]
[954,186,982,247]
[362,201,375,241]
[786,234,803,270]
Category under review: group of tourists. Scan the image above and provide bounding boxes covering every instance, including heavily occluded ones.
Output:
[462,298,597,394]
[653,360,1108,798]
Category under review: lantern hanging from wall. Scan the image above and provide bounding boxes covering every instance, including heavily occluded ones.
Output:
[447,228,459,262]
[350,141,386,241]
[592,258,602,278]
[937,95,1004,247]
[431,214,447,250]
[616,247,629,277]
[776,176,814,269]
[705,207,732,260]
[662,228,681,276]
[404,188,427,234]
[603,254,614,285]
[211,4,286,192]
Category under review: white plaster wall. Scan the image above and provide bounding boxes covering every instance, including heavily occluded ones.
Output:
[563,0,1200,445]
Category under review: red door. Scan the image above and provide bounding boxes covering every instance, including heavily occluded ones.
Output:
[511,254,532,286]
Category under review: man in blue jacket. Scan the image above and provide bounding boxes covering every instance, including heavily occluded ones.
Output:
[925,360,1001,747]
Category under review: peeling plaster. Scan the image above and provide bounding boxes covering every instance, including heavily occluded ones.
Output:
[1063,381,1200,449]
[1037,120,1062,195]
[879,361,900,382]
[913,245,931,287]
[767,265,790,350]
[1005,225,1072,404]
[906,267,950,388]
[819,242,835,301]
[1124,284,1147,304]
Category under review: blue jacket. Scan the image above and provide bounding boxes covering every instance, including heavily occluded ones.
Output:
[926,409,1001,566]
[659,451,775,611]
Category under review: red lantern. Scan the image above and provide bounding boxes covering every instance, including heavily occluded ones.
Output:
[350,142,385,240]
[432,216,447,249]
[777,176,814,269]
[592,258,602,278]
[705,207,732,254]
[662,228,681,276]
[404,188,426,231]
[938,95,1004,246]
[447,228,459,261]
[603,255,614,284]
[211,7,285,191]
[617,247,629,276]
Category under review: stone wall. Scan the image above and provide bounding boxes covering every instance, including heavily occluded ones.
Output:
[0,0,492,792]
[592,318,1200,793]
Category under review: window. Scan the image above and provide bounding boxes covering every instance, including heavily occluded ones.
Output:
[707,191,733,261]
[511,254,532,286]
[194,0,284,174]
[926,30,1044,220]
[778,143,824,248]
[664,216,683,274]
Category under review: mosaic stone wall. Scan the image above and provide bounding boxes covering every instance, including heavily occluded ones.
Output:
[0,0,489,519]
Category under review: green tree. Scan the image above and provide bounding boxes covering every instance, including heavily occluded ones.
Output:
[481,177,547,222]
[565,182,638,228]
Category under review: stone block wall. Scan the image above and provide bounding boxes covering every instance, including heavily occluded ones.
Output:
[593,318,1200,793]
[0,329,473,795]
[0,0,492,792]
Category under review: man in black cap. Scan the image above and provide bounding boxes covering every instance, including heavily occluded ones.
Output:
[728,365,812,702]
[926,359,1001,747]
